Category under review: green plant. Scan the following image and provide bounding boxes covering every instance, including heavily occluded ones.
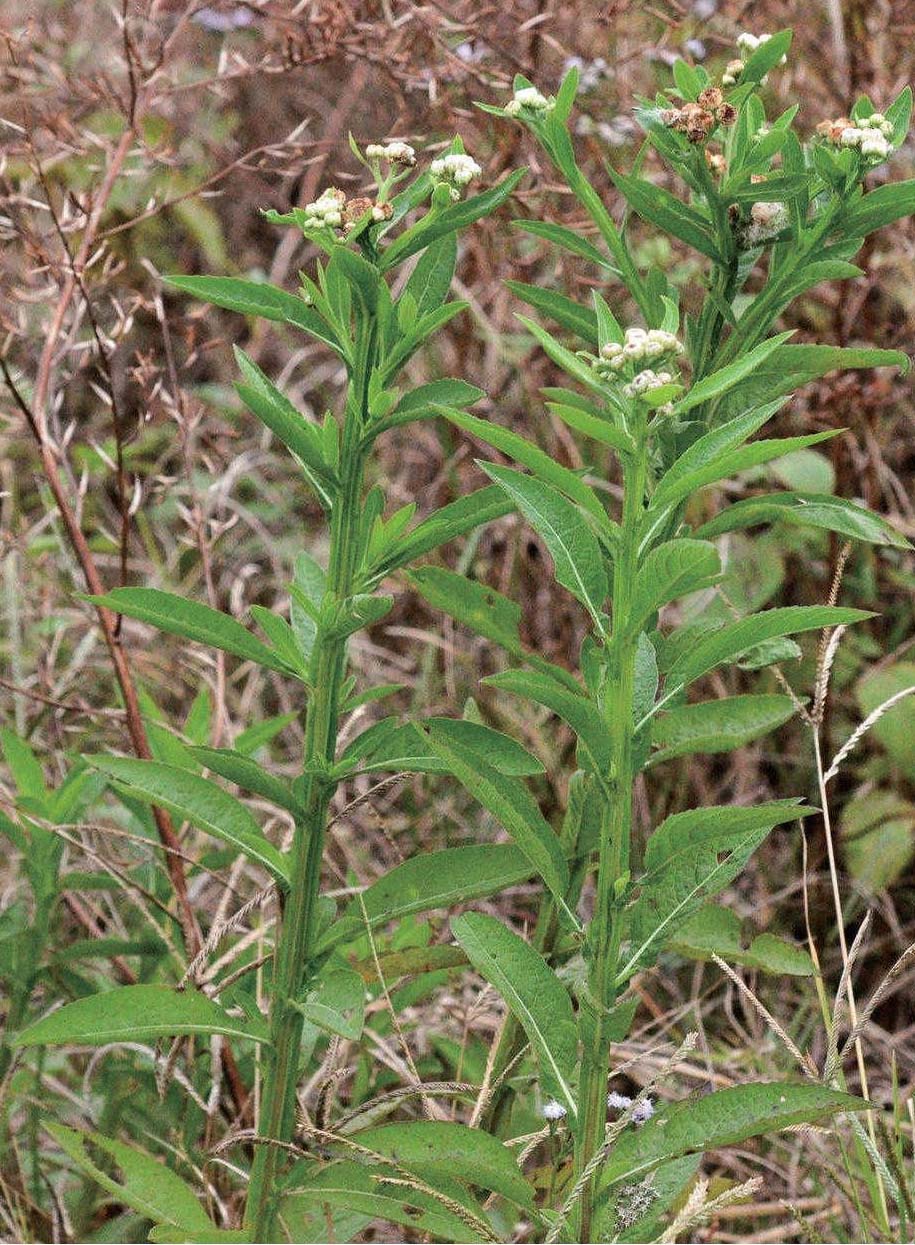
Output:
[406,32,915,1240]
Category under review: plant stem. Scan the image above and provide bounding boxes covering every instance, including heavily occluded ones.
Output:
[244,398,368,1242]
[574,412,648,1241]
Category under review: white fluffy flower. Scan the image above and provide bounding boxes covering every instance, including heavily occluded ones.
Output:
[835,121,893,163]
[541,1099,568,1121]
[593,325,684,383]
[505,84,554,116]
[365,141,416,166]
[623,369,673,398]
[302,187,345,230]
[429,152,482,198]
[607,1091,655,1125]
[607,1091,632,1111]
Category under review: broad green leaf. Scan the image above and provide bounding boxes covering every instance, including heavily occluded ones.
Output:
[409,566,523,654]
[349,1120,533,1210]
[14,984,268,1046]
[47,1124,214,1235]
[381,170,527,268]
[90,756,289,885]
[608,170,721,259]
[386,379,484,426]
[81,588,294,676]
[440,407,607,522]
[674,334,793,414]
[856,662,915,776]
[234,348,336,490]
[546,401,635,457]
[284,1162,487,1244]
[483,463,608,620]
[164,274,343,355]
[511,219,615,270]
[423,724,570,911]
[629,540,720,633]
[453,912,578,1115]
[296,968,364,1040]
[740,28,792,82]
[625,801,805,975]
[841,790,915,891]
[518,315,612,398]
[664,606,871,700]
[290,550,325,666]
[484,669,609,773]
[371,486,513,578]
[650,403,783,510]
[400,233,457,317]
[695,492,909,548]
[598,1082,864,1191]
[669,905,814,975]
[506,280,597,342]
[0,730,47,803]
[650,694,797,764]
[320,844,534,951]
[842,178,915,237]
[191,746,300,815]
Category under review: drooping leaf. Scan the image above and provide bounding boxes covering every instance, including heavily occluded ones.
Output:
[505,280,597,342]
[694,491,909,548]
[14,984,269,1047]
[649,694,798,764]
[669,905,814,975]
[453,912,578,1115]
[89,756,289,885]
[340,717,544,777]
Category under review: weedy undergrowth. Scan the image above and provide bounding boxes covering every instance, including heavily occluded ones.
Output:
[410,29,915,1242]
[3,26,915,1245]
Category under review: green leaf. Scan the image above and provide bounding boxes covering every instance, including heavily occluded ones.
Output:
[386,379,484,427]
[234,348,337,491]
[296,968,364,1040]
[608,170,721,260]
[320,844,534,952]
[81,588,295,677]
[409,566,523,654]
[47,1124,215,1235]
[348,1121,533,1210]
[598,1082,864,1191]
[740,28,792,82]
[675,334,794,414]
[482,463,608,620]
[371,486,513,579]
[650,694,797,764]
[629,539,721,633]
[400,233,458,317]
[284,1162,487,1244]
[546,401,635,456]
[511,219,615,269]
[89,756,289,885]
[841,790,915,891]
[191,746,300,815]
[505,280,596,342]
[842,178,915,237]
[669,905,814,976]
[695,492,909,548]
[664,606,871,697]
[440,406,607,522]
[343,717,544,777]
[381,170,527,268]
[625,801,805,975]
[163,274,343,355]
[518,314,613,398]
[453,912,578,1115]
[423,723,570,912]
[14,984,269,1047]
[484,669,610,773]
[856,662,915,776]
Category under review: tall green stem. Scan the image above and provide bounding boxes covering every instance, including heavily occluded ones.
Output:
[574,414,648,1242]
[244,369,371,1242]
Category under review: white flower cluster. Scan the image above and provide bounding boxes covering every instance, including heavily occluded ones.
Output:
[837,114,895,162]
[301,187,345,231]
[607,1090,655,1125]
[721,32,786,87]
[541,1099,568,1121]
[429,152,482,199]
[623,368,674,398]
[593,326,684,381]
[365,141,416,166]
[505,85,554,117]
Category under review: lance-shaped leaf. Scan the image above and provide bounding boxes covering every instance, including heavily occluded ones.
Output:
[842,177,915,237]
[649,694,798,764]
[90,756,289,885]
[694,492,909,548]
[47,1125,216,1236]
[80,588,296,677]
[348,1120,534,1210]
[623,801,805,977]
[319,844,535,951]
[629,539,721,634]
[341,717,543,777]
[505,280,597,342]
[512,218,617,269]
[384,379,484,429]
[295,967,365,1040]
[399,233,457,317]
[453,912,578,1116]
[663,605,871,699]
[598,1082,864,1192]
[483,463,609,621]
[609,170,721,259]
[423,723,570,911]
[669,905,814,976]
[164,274,344,356]
[14,984,269,1047]
[484,669,610,774]
[675,334,794,415]
[191,746,300,816]
[370,486,513,579]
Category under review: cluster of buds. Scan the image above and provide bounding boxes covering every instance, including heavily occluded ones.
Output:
[722,31,786,86]
[817,113,895,163]
[301,187,346,231]
[342,197,392,231]
[505,84,555,117]
[429,151,482,200]
[623,368,675,398]
[364,141,416,167]
[593,326,684,380]
[661,88,736,144]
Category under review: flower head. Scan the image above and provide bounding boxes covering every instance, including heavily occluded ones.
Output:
[301,187,346,231]
[593,326,684,384]
[541,1098,568,1121]
[819,111,895,165]
[429,151,482,200]
[365,140,417,167]
[505,84,555,117]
